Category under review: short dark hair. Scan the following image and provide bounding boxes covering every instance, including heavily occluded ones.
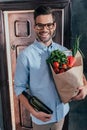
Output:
[34,5,56,22]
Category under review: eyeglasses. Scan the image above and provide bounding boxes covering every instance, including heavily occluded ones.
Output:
[35,22,55,30]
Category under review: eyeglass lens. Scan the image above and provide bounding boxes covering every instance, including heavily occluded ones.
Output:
[35,22,55,30]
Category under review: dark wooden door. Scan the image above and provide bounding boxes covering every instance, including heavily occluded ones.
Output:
[5,9,64,130]
[7,10,35,130]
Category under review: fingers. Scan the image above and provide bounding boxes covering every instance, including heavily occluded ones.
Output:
[43,116,52,122]
[72,87,87,101]
[35,111,52,122]
[41,115,52,122]
[42,113,52,122]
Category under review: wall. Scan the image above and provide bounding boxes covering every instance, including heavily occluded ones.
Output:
[69,0,87,130]
[70,0,87,76]
[0,0,87,130]
[0,93,4,130]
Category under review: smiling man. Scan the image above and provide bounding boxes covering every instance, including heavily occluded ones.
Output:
[14,5,87,130]
[34,14,56,46]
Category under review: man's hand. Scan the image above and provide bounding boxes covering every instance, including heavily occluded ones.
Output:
[72,86,87,100]
[33,111,52,122]
[72,75,87,101]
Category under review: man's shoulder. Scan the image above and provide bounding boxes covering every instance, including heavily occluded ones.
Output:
[52,42,68,51]
[22,43,35,53]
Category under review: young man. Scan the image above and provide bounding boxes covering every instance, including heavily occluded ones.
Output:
[14,5,87,130]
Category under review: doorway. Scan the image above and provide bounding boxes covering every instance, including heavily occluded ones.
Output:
[3,8,65,130]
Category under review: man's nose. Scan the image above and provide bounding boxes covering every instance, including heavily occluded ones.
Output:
[42,25,48,30]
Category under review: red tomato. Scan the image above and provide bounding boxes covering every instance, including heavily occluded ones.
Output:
[59,68,65,73]
[53,61,59,68]
[62,64,68,69]
[53,67,59,74]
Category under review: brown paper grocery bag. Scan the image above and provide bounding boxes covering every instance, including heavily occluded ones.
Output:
[50,51,83,103]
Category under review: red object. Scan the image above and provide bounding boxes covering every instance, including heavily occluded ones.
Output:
[59,68,65,73]
[67,56,76,68]
[53,67,59,74]
[62,64,68,69]
[53,61,59,68]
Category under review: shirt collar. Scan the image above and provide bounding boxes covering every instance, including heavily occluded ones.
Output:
[34,39,54,51]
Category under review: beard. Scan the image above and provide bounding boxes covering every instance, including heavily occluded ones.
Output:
[36,30,55,43]
[37,35,52,43]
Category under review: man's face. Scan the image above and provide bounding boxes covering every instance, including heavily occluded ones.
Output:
[34,14,56,45]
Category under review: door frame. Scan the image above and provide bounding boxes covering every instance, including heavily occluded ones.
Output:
[0,1,71,130]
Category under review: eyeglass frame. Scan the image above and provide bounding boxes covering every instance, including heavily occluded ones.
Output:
[35,22,56,30]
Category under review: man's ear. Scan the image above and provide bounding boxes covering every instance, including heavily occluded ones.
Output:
[83,74,87,85]
[54,22,56,30]
[34,25,35,30]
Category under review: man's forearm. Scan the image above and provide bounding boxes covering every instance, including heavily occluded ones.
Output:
[18,94,37,116]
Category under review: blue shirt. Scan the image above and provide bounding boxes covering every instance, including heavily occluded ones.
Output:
[14,40,69,125]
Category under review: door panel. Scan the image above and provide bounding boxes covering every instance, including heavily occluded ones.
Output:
[6,9,64,130]
[8,10,35,130]
[19,101,32,128]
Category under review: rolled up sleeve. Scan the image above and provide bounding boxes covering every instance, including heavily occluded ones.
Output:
[14,52,30,96]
